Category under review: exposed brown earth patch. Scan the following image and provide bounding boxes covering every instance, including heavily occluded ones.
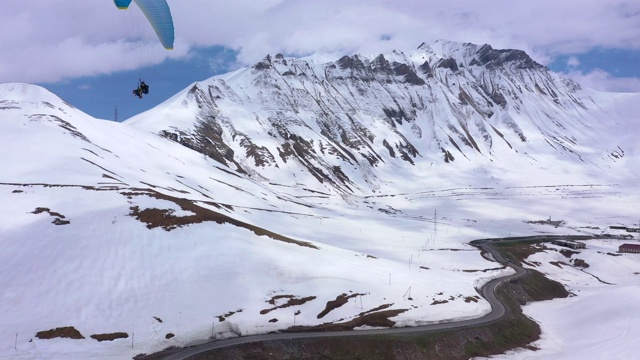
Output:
[32,207,70,225]
[32,207,63,217]
[52,218,71,225]
[431,299,449,305]
[165,333,175,339]
[559,249,579,258]
[260,295,316,315]
[549,261,568,268]
[217,309,243,322]
[90,332,129,342]
[571,258,589,268]
[317,293,363,319]
[36,326,84,340]
[465,296,480,303]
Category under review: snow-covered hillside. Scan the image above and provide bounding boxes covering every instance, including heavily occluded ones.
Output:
[480,240,640,360]
[1,40,639,360]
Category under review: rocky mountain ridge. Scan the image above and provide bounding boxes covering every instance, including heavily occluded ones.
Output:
[124,40,629,195]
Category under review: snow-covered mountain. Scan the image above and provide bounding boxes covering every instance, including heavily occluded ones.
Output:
[1,40,639,360]
[128,40,638,195]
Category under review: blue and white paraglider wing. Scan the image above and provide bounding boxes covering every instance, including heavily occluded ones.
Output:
[114,0,175,50]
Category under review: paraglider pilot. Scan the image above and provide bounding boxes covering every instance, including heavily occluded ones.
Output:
[132,81,149,99]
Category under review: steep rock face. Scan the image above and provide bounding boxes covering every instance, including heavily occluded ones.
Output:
[126,40,619,195]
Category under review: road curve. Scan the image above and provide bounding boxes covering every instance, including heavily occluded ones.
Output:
[161,238,531,360]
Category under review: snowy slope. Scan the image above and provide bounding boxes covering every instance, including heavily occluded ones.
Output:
[1,41,640,360]
[0,83,512,359]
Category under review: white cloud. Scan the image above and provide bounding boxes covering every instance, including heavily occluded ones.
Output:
[1,0,640,83]
[565,68,640,93]
[567,56,581,68]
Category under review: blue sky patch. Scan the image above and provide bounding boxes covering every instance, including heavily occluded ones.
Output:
[547,48,640,78]
[40,46,238,121]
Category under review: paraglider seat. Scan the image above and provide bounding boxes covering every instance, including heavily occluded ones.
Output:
[132,81,149,99]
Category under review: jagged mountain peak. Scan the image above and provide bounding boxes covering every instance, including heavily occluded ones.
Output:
[247,40,546,86]
[416,40,544,71]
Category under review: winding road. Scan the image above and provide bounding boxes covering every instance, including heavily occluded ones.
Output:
[159,236,544,360]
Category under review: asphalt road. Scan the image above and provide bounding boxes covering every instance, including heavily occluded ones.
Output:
[160,237,539,360]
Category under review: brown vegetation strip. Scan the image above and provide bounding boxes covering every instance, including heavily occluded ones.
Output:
[284,309,408,333]
[358,303,392,317]
[36,326,84,340]
[317,293,363,319]
[463,266,506,273]
[90,332,129,341]
[431,300,449,305]
[125,189,318,249]
[261,295,317,315]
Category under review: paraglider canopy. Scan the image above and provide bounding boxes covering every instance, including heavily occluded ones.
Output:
[114,0,175,50]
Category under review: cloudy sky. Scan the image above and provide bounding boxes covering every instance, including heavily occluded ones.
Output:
[3,0,640,120]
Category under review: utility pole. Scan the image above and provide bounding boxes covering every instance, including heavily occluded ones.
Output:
[434,208,437,234]
[403,286,412,299]
[433,208,437,245]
